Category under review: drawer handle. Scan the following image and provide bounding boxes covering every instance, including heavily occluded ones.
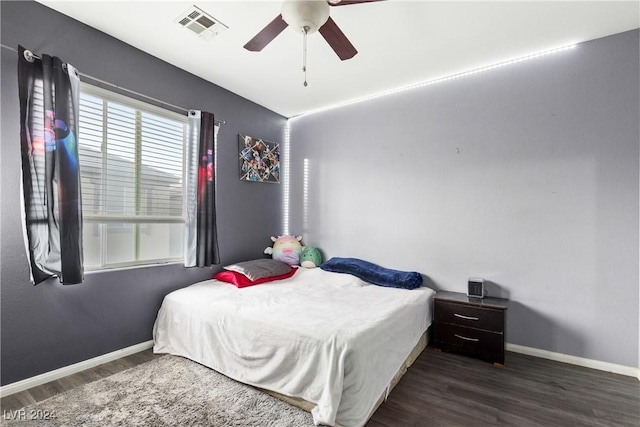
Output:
[454,313,479,321]
[455,334,479,342]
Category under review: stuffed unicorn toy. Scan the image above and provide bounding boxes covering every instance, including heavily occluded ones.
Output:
[264,235,303,266]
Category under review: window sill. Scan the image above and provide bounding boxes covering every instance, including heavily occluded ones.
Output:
[84,260,185,275]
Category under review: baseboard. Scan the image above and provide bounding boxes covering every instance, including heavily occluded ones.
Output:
[0,340,154,398]
[507,343,640,380]
[3,340,636,397]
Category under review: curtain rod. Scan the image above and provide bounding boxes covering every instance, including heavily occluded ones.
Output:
[1,44,226,126]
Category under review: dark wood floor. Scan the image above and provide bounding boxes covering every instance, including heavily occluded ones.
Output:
[369,348,640,427]
[2,347,638,426]
[1,350,161,412]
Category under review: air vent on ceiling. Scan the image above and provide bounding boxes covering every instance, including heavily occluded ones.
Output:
[176,5,228,40]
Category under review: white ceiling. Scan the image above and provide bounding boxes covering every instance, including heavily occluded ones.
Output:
[37,1,639,118]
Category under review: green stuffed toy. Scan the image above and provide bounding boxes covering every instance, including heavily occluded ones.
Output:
[300,247,323,268]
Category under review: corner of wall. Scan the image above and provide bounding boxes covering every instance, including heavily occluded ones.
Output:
[282,119,292,236]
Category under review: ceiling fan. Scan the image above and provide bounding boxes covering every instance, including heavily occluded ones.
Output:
[244,0,384,84]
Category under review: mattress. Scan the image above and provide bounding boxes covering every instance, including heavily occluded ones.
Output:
[153,267,434,426]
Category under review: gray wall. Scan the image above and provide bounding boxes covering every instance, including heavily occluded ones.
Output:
[289,30,639,367]
[1,1,286,385]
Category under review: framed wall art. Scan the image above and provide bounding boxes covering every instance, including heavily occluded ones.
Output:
[238,134,280,183]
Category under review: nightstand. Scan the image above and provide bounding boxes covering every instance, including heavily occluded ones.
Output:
[433,291,509,366]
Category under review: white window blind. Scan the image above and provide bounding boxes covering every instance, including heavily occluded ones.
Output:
[78,84,187,270]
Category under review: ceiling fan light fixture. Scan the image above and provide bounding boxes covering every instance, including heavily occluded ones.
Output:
[281,0,330,34]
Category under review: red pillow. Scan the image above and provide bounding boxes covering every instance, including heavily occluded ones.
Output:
[213,267,296,288]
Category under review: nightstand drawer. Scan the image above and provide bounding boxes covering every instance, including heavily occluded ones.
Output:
[434,323,504,364]
[435,301,504,332]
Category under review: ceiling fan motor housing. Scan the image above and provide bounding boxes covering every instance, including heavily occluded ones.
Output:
[281,0,330,34]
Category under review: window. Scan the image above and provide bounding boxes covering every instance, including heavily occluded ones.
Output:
[78,84,186,270]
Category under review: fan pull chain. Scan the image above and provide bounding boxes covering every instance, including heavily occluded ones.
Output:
[302,26,308,87]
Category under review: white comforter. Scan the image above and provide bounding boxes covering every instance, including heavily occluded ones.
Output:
[153,267,434,426]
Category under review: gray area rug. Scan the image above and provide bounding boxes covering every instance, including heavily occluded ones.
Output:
[2,355,315,426]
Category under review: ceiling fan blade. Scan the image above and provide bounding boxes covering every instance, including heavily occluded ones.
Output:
[243,14,288,52]
[318,17,357,60]
[329,0,385,6]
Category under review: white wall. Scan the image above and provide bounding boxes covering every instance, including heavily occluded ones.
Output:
[288,30,639,367]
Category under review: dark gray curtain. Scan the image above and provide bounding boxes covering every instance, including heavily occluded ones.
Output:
[18,46,83,285]
[184,110,220,267]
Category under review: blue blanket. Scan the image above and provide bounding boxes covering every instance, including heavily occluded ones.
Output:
[320,257,423,290]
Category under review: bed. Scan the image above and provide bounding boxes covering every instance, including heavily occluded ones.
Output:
[153,266,434,426]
